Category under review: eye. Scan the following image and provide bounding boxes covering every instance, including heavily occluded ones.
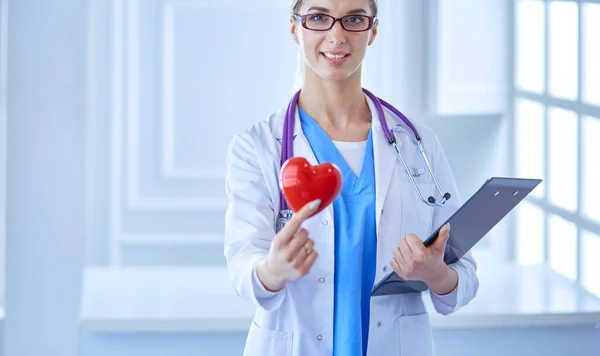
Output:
[345,16,364,23]
[308,14,327,22]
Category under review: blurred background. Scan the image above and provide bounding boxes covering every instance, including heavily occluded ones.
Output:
[1,0,599,355]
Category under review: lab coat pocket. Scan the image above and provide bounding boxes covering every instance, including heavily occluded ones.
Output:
[396,312,435,356]
[244,320,293,356]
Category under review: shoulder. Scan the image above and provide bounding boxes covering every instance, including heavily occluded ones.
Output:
[225,105,287,172]
[228,106,285,149]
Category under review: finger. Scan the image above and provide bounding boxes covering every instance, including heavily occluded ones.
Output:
[433,223,450,249]
[286,229,309,259]
[392,244,404,262]
[290,238,314,268]
[299,249,318,275]
[390,257,405,279]
[399,238,414,264]
[278,199,321,240]
[404,234,426,262]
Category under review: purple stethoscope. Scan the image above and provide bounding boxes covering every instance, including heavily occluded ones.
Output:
[275,88,451,232]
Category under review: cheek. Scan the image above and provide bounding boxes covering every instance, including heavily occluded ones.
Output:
[299,37,323,57]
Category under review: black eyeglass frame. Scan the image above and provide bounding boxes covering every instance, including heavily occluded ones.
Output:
[293,13,376,32]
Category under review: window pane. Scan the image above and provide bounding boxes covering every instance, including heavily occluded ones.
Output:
[516,202,544,265]
[581,230,600,298]
[582,116,600,223]
[548,107,578,211]
[515,0,545,93]
[582,3,600,106]
[548,1,579,101]
[548,214,577,281]
[515,99,545,198]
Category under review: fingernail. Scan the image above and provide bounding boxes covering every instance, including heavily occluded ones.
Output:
[309,199,321,210]
[447,223,451,232]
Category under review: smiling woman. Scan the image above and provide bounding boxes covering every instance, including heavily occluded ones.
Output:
[223,0,479,355]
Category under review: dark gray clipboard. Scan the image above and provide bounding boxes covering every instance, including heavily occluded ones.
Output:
[370,177,542,297]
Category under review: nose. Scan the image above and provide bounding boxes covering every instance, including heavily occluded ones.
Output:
[327,19,346,44]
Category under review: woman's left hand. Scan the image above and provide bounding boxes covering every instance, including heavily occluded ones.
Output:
[390,223,457,295]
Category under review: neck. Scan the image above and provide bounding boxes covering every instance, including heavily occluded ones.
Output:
[297,69,371,129]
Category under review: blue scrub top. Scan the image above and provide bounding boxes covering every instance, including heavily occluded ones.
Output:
[299,108,377,356]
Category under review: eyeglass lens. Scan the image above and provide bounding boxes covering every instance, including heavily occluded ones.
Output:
[304,14,371,31]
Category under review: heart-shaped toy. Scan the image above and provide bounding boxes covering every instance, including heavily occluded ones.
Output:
[279,157,343,217]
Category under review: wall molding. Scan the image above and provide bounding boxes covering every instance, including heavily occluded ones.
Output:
[160,0,289,180]
[88,0,249,265]
[109,0,126,265]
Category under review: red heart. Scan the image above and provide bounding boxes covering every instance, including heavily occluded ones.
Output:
[279,157,342,217]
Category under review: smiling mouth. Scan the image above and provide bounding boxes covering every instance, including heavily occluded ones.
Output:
[321,52,350,59]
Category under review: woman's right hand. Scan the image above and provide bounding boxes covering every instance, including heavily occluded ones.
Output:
[255,199,322,292]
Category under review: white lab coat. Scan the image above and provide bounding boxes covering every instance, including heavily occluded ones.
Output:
[224,93,479,356]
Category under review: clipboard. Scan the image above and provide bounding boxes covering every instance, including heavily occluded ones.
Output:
[370,177,542,297]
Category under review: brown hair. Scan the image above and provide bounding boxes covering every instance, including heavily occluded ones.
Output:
[291,0,378,17]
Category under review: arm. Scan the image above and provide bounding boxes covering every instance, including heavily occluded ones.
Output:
[427,133,479,315]
[224,132,321,311]
[223,132,286,310]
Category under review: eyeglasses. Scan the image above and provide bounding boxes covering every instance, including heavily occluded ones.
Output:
[293,13,375,32]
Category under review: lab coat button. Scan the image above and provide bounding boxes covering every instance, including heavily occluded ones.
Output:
[317,335,323,341]
[321,220,328,226]
[382,266,388,272]
[319,277,325,283]
[377,321,383,328]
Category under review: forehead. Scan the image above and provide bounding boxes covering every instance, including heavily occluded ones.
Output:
[299,0,371,15]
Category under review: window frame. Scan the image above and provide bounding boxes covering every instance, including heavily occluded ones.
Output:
[510,0,600,292]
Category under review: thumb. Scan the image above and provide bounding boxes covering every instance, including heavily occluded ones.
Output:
[433,223,450,249]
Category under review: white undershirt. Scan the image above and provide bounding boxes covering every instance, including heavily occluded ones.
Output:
[332,140,368,177]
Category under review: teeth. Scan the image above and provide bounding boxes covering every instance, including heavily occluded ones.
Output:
[324,53,346,59]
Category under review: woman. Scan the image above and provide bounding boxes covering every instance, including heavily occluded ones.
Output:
[224,0,479,355]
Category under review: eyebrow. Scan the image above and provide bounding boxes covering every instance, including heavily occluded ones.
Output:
[306,6,368,15]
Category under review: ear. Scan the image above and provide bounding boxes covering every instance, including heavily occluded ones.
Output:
[290,16,300,44]
[367,18,379,46]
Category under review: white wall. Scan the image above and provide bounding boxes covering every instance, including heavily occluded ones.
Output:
[433,0,507,115]
[0,0,8,310]
[4,0,87,355]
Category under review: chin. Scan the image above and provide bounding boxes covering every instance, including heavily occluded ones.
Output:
[318,70,358,83]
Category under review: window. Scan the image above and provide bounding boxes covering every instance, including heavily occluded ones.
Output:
[515,0,545,93]
[582,3,600,106]
[515,99,545,199]
[547,107,578,212]
[512,0,600,298]
[582,115,600,223]
[548,1,578,101]
[516,202,544,264]
[581,231,600,296]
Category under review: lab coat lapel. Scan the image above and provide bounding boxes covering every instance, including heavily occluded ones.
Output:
[366,95,401,237]
[273,105,333,220]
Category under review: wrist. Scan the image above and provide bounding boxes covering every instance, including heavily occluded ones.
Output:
[425,264,458,296]
[256,258,285,292]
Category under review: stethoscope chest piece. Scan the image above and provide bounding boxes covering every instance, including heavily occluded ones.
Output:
[276,209,294,233]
